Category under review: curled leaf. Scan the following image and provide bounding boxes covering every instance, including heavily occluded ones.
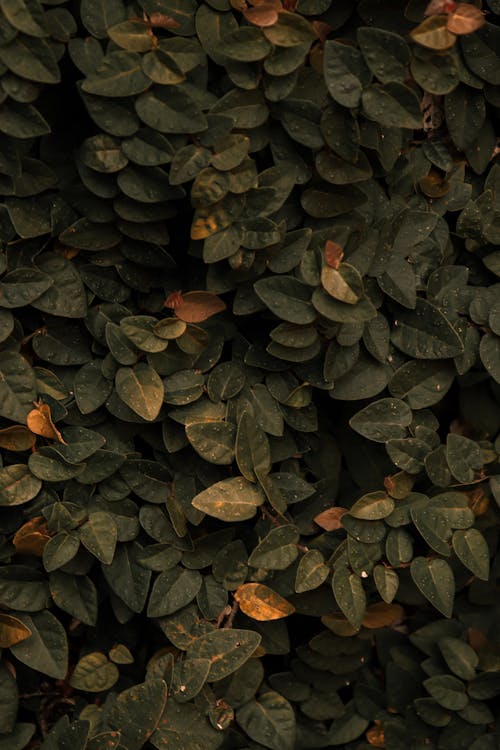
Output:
[27,401,66,444]
[424,0,458,14]
[234,583,295,620]
[0,613,32,648]
[13,516,51,556]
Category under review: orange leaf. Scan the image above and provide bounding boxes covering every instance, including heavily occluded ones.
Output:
[446,3,485,34]
[27,401,66,443]
[243,5,280,26]
[362,602,404,629]
[164,290,184,310]
[148,12,180,28]
[424,0,457,14]
[173,291,226,324]
[314,507,348,531]
[0,425,36,452]
[324,240,344,269]
[13,516,51,556]
[0,613,32,648]
[366,720,385,748]
[234,583,295,621]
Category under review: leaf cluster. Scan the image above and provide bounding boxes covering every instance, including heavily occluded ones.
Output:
[0,0,499,749]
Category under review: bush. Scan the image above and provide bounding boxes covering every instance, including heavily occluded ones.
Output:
[0,0,499,748]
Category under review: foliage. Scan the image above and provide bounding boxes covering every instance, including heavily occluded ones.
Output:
[0,0,499,748]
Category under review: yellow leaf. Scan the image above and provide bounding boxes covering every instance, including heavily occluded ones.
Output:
[362,602,404,629]
[447,3,485,34]
[234,583,295,621]
[27,400,66,443]
[13,516,51,556]
[0,425,36,452]
[410,16,457,50]
[0,613,32,648]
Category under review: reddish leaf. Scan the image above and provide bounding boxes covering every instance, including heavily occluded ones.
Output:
[446,3,485,34]
[424,0,457,14]
[314,507,348,531]
[173,291,226,324]
[243,5,280,26]
[324,240,344,269]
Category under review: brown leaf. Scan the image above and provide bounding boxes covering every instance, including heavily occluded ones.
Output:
[467,626,488,653]
[148,12,181,29]
[321,613,359,637]
[314,506,348,531]
[0,613,32,648]
[419,171,450,198]
[312,20,332,42]
[13,516,51,556]
[172,291,226,324]
[366,720,385,748]
[446,3,485,34]
[466,488,489,517]
[0,425,36,452]
[234,583,295,621]
[27,400,66,443]
[324,240,344,269]
[424,0,458,14]
[362,602,404,629]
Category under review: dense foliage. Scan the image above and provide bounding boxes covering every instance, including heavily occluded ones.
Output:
[0,0,499,748]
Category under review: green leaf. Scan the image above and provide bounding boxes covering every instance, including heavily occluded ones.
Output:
[362,83,422,129]
[0,268,53,308]
[410,557,455,617]
[332,568,366,629]
[186,421,235,465]
[391,298,463,359]
[445,85,486,151]
[323,40,370,107]
[295,549,329,593]
[0,37,60,85]
[438,637,478,681]
[80,0,126,39]
[423,675,468,711]
[102,542,151,613]
[236,410,271,482]
[106,680,168,750]
[147,567,202,617]
[108,19,154,52]
[74,361,113,415]
[136,86,208,134]
[32,252,87,318]
[0,566,49,612]
[70,652,119,692]
[192,476,265,521]
[236,691,296,750]
[479,333,500,383]
[373,564,399,603]
[82,51,150,97]
[446,434,483,484]
[115,363,164,421]
[254,276,315,325]
[248,525,299,570]
[349,491,395,520]
[357,27,410,83]
[10,611,68,679]
[452,529,490,580]
[327,701,369,745]
[79,511,117,564]
[150,701,222,750]
[187,628,261,681]
[0,464,42,507]
[49,572,98,626]
[349,398,412,443]
[389,361,455,408]
[0,102,50,139]
[0,662,18,734]
[0,352,37,423]
[2,0,48,37]
[42,532,80,572]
